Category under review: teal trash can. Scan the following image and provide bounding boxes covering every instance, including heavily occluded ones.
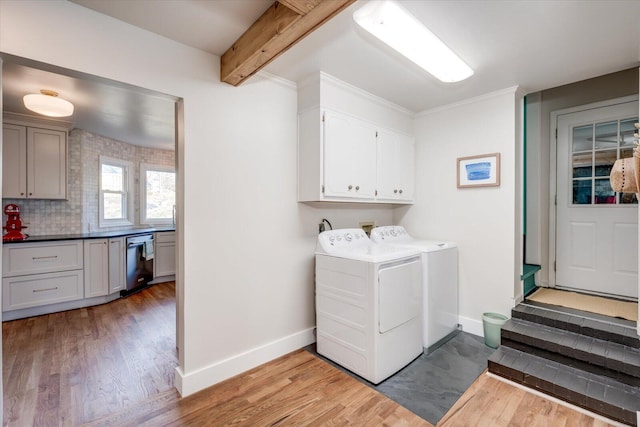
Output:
[482,312,509,349]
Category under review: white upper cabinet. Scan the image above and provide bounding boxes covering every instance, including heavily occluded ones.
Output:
[376,129,415,202]
[2,115,68,200]
[297,72,415,204]
[2,124,28,199]
[323,110,377,200]
[27,127,67,199]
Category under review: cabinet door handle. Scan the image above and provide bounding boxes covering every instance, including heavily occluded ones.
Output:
[33,287,58,293]
[20,192,24,196]
[355,186,360,191]
[399,189,403,194]
[32,255,58,260]
[394,189,398,194]
[348,185,353,190]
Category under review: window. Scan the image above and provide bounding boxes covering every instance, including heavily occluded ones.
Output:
[140,163,176,225]
[99,157,133,227]
[571,117,639,205]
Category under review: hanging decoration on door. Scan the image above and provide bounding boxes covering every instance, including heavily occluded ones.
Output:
[610,123,640,197]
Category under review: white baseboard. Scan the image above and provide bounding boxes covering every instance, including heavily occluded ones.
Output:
[459,315,484,337]
[175,327,316,397]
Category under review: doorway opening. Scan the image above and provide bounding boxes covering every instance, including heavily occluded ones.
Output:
[0,53,183,424]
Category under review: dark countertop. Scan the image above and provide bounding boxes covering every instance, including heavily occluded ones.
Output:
[3,227,175,244]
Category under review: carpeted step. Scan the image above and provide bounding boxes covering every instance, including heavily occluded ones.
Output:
[511,303,639,349]
[488,346,640,426]
[501,318,640,387]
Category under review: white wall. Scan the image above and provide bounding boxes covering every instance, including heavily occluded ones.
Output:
[0,0,394,397]
[394,88,522,335]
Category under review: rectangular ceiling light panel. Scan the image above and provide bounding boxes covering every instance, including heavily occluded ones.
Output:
[353,0,473,83]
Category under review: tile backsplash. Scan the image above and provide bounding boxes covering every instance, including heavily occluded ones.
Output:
[3,129,175,236]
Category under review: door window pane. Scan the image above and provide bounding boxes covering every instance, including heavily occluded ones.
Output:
[621,147,634,159]
[620,118,637,147]
[573,179,592,204]
[619,192,638,204]
[594,150,616,177]
[594,121,617,150]
[572,125,592,152]
[568,116,639,206]
[572,152,592,178]
[594,178,615,204]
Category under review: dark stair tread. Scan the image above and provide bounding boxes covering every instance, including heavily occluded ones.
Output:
[489,346,640,425]
[502,318,640,378]
[512,303,639,348]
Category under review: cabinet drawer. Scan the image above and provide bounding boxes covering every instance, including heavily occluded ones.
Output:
[155,231,175,244]
[3,270,84,311]
[3,241,83,277]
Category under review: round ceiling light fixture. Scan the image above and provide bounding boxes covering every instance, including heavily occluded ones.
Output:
[23,89,74,117]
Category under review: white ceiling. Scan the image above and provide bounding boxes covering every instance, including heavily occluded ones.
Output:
[3,0,640,149]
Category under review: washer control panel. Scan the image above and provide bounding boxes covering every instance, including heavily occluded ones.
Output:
[370,225,410,242]
[317,228,370,252]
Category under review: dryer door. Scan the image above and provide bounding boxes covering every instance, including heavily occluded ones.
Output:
[378,258,421,334]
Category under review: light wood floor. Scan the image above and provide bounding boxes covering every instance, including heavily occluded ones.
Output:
[3,282,614,426]
[3,282,177,426]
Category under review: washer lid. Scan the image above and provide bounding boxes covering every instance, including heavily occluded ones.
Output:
[371,225,457,251]
[316,228,420,262]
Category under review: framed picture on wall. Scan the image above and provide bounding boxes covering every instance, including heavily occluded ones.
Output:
[457,153,501,188]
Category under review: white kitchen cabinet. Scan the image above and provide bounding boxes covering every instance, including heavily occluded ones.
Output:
[154,231,175,278]
[84,239,109,298]
[376,129,415,202]
[3,240,83,277]
[2,120,67,199]
[2,240,85,314]
[3,270,84,311]
[108,237,125,294]
[2,124,27,199]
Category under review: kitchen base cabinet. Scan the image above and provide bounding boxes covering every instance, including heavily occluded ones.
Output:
[154,232,175,280]
[108,237,125,293]
[2,270,83,311]
[2,289,120,322]
[84,239,109,298]
[2,229,174,321]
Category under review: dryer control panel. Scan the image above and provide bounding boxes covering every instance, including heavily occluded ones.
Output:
[317,228,369,253]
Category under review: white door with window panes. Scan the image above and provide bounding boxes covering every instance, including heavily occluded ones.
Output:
[555,99,638,298]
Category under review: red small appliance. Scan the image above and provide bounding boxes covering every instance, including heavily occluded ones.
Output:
[3,204,28,242]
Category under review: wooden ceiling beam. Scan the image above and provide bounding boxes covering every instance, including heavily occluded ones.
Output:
[220,0,356,86]
[278,0,323,15]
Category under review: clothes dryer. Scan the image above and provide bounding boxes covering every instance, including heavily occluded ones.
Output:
[371,225,459,353]
[315,228,422,384]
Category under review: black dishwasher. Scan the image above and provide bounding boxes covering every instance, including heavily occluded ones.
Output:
[124,234,154,295]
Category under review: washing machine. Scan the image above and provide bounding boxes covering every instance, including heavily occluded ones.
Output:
[370,225,459,354]
[315,228,423,384]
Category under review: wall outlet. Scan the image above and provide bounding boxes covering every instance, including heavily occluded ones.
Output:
[360,221,375,236]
